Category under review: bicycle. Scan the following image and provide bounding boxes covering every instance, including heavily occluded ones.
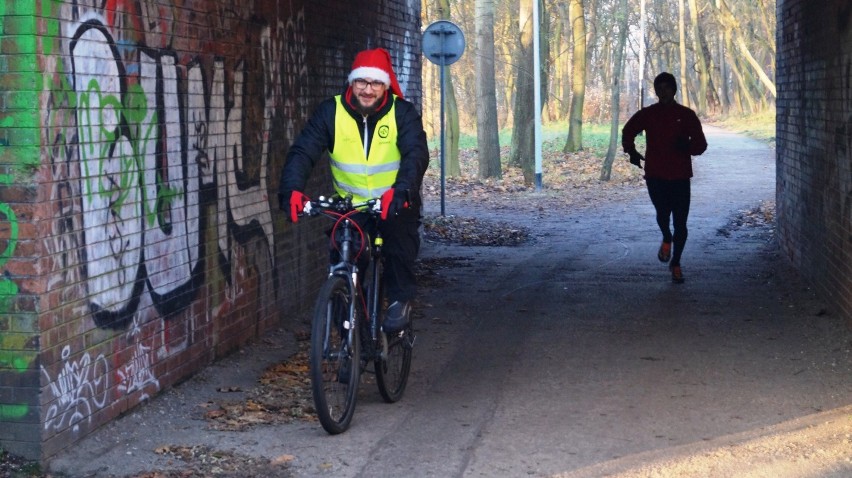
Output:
[301,194,415,434]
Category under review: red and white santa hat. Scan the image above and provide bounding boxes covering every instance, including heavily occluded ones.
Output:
[348,48,404,98]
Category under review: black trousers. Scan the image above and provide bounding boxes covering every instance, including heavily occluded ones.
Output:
[376,209,420,302]
[646,178,691,267]
[335,208,421,303]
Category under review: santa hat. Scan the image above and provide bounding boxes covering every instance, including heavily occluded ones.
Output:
[347,48,404,98]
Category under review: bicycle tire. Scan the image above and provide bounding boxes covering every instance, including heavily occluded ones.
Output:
[374,263,412,403]
[375,323,413,403]
[310,275,360,434]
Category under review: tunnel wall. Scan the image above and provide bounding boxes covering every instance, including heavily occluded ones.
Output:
[777,0,852,324]
[0,0,422,461]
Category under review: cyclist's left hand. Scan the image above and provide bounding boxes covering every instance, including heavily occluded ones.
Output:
[381,188,409,220]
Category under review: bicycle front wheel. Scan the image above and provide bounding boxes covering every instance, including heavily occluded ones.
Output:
[310,275,360,434]
[376,322,413,403]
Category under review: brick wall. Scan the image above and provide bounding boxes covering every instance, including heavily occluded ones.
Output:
[777,0,852,323]
[0,0,422,461]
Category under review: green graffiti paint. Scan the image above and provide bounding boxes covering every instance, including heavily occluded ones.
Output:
[0,176,18,267]
[0,277,18,310]
[0,4,41,175]
[0,404,28,420]
[0,330,38,402]
[0,0,38,426]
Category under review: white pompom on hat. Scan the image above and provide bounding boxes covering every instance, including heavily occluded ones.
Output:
[347,48,404,98]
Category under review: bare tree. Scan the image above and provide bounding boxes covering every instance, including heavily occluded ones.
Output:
[600,0,629,181]
[711,0,776,97]
[436,0,462,176]
[687,0,708,113]
[509,0,535,185]
[677,0,690,108]
[476,0,502,179]
[563,0,587,153]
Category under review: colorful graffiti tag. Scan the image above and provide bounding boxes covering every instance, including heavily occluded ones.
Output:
[36,1,309,433]
[3,0,421,455]
[0,171,27,421]
[0,0,35,423]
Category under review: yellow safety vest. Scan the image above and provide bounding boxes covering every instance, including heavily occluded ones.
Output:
[330,96,401,203]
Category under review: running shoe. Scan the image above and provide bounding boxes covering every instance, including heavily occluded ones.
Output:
[670,265,685,284]
[658,241,672,262]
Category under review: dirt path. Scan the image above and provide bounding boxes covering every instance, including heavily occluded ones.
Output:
[411,126,852,477]
[47,126,852,478]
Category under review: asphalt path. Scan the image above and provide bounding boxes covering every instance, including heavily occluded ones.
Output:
[50,126,852,477]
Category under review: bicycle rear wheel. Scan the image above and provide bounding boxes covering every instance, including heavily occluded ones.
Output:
[376,322,413,403]
[310,276,360,434]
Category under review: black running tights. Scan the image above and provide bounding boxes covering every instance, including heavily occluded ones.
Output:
[646,178,691,267]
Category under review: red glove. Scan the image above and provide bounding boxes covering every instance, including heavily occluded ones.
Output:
[288,191,309,223]
[381,188,409,220]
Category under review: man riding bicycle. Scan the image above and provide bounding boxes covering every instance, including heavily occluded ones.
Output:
[278,47,429,333]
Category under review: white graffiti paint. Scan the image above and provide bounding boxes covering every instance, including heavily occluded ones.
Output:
[261,13,309,141]
[212,60,275,269]
[72,23,145,319]
[116,341,160,400]
[394,30,415,98]
[139,51,202,304]
[42,345,110,433]
[68,13,291,323]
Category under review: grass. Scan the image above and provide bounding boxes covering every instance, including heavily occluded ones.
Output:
[708,109,776,145]
[429,109,775,157]
[429,122,630,159]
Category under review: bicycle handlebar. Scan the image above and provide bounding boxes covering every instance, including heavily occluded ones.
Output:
[302,195,382,218]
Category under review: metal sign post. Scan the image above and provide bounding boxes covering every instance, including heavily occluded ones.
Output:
[422,20,465,216]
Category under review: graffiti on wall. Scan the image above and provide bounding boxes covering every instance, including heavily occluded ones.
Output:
[0,0,35,422]
[15,0,420,445]
[0,173,28,421]
[38,0,309,432]
[41,345,109,433]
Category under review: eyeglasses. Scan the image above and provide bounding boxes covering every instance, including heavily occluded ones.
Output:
[352,79,387,90]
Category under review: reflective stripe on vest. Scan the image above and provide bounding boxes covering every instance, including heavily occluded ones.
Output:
[330,96,400,202]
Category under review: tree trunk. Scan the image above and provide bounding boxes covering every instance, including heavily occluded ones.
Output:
[726,33,757,113]
[556,3,571,118]
[475,0,502,179]
[718,29,730,114]
[538,0,551,121]
[677,0,690,108]
[699,27,722,115]
[600,0,629,181]
[509,0,535,185]
[687,0,707,113]
[563,0,586,153]
[436,0,461,177]
[638,0,646,108]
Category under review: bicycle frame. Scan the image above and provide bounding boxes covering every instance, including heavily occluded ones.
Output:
[307,196,385,356]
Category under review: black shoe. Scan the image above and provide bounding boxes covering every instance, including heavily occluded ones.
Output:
[382,301,411,333]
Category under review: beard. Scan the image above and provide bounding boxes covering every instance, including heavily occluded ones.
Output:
[353,93,383,116]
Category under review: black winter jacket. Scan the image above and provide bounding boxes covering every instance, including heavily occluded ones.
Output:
[278,88,429,209]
